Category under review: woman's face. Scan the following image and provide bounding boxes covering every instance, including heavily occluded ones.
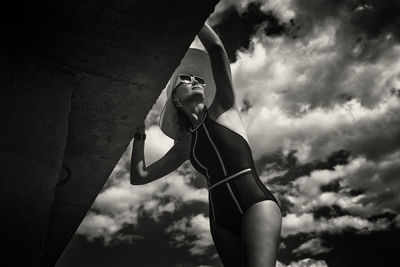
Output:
[172,77,205,107]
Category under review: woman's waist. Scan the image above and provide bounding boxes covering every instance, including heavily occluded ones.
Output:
[208,167,254,190]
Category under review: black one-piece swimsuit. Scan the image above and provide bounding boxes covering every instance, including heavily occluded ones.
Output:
[189,106,280,236]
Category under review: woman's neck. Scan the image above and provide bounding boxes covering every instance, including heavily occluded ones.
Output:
[182,103,206,127]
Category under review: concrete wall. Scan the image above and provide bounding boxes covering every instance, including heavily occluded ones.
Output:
[0,1,219,266]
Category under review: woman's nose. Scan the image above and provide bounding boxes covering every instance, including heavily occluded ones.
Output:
[192,78,199,85]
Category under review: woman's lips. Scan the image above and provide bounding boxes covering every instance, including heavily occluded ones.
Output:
[192,86,203,90]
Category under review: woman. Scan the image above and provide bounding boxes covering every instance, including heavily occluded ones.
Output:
[131,23,282,267]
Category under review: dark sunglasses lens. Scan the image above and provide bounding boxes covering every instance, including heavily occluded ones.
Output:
[194,77,205,84]
[179,74,192,82]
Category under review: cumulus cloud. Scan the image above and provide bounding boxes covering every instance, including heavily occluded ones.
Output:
[259,166,288,183]
[76,213,121,244]
[281,212,392,237]
[293,238,332,256]
[234,33,400,163]
[209,0,295,26]
[166,214,214,256]
[278,151,400,218]
[283,157,366,214]
[277,258,328,267]
[77,128,208,246]
[76,212,145,245]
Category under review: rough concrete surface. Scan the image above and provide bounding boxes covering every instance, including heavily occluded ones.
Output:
[0,1,220,266]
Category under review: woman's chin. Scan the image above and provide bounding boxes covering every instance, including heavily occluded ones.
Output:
[191,90,204,99]
[192,88,204,94]
[185,93,204,105]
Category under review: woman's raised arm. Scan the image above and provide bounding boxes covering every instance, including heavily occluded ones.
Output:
[197,23,235,109]
[130,122,190,185]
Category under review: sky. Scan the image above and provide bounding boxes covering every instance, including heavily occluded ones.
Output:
[57,1,400,266]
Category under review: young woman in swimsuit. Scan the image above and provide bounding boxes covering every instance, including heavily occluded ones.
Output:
[131,23,282,267]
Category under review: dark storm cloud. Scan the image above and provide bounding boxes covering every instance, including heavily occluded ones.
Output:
[76,158,209,245]
[350,1,400,41]
[58,220,219,267]
[319,228,400,267]
[312,205,351,220]
[293,0,400,39]
[225,1,400,120]
[212,2,290,62]
[211,0,400,64]
[258,149,351,187]
[292,0,400,62]
[279,228,400,267]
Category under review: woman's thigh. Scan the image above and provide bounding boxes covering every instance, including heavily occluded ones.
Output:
[241,200,282,267]
[209,219,242,267]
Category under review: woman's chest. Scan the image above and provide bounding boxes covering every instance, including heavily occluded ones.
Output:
[207,104,249,144]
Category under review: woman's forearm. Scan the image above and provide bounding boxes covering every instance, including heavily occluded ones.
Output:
[197,23,223,51]
[130,124,148,184]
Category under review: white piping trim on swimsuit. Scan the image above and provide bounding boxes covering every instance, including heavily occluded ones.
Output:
[189,108,208,132]
[226,182,243,214]
[208,168,252,190]
[209,191,216,221]
[202,124,227,176]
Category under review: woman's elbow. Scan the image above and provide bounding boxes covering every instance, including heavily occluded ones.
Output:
[130,170,149,185]
[130,175,140,185]
[130,179,143,186]
[130,176,147,185]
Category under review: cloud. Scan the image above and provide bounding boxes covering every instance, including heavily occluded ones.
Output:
[245,96,400,164]
[260,166,288,183]
[283,157,367,214]
[233,31,400,162]
[76,212,146,246]
[142,125,174,165]
[77,156,208,245]
[166,214,214,256]
[281,212,392,237]
[274,149,400,230]
[292,0,400,42]
[277,258,328,267]
[76,213,120,244]
[395,215,400,228]
[340,152,400,215]
[208,0,296,26]
[207,1,292,62]
[293,238,332,256]
[214,2,400,165]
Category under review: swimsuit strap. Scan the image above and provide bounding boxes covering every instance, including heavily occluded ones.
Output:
[189,106,208,133]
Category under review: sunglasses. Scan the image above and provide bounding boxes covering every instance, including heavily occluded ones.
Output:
[175,74,206,87]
